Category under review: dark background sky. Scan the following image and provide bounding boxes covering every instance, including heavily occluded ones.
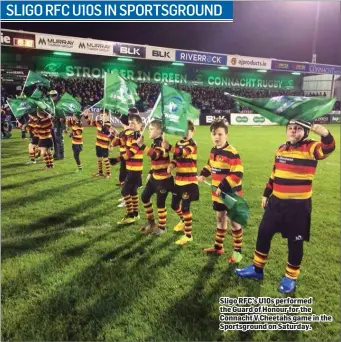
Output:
[3,1,341,65]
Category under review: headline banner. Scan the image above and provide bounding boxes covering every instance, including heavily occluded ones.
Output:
[1,0,234,22]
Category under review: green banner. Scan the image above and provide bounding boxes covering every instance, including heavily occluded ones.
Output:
[2,49,302,90]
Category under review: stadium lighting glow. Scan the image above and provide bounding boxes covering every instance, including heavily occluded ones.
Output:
[257,69,267,73]
[292,72,301,75]
[117,57,133,62]
[218,66,229,70]
[172,62,185,66]
[53,51,72,56]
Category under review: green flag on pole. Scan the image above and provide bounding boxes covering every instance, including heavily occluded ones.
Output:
[231,95,336,125]
[29,96,55,115]
[7,99,37,119]
[212,185,249,226]
[151,84,190,136]
[100,71,139,114]
[23,71,50,89]
[55,93,82,117]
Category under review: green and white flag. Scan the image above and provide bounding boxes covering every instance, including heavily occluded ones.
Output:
[7,99,37,119]
[100,71,139,114]
[55,93,82,117]
[231,95,336,125]
[151,85,190,136]
[23,71,50,89]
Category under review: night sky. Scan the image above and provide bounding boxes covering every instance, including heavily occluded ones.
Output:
[2,1,341,65]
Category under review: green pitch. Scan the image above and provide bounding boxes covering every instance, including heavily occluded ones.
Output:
[2,125,340,341]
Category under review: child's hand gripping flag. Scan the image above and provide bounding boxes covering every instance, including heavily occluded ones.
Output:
[210,184,249,226]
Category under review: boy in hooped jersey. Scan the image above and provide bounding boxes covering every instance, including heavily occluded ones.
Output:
[198,119,244,263]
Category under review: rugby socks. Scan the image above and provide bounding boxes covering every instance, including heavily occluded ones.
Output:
[214,228,227,251]
[253,250,268,273]
[143,201,154,222]
[232,228,243,252]
[131,194,139,217]
[97,158,103,175]
[183,211,193,238]
[103,157,110,176]
[157,208,167,230]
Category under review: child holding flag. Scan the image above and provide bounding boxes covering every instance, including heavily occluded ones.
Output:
[198,118,244,263]
[66,115,86,172]
[235,120,335,294]
[138,120,174,235]
[88,111,115,178]
[21,112,40,164]
[117,112,144,225]
[162,120,199,246]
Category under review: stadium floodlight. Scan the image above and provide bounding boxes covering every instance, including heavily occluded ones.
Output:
[257,69,267,73]
[172,62,185,66]
[292,72,301,75]
[117,57,133,62]
[218,66,229,70]
[53,51,72,56]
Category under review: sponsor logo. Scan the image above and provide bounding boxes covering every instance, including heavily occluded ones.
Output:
[330,115,341,123]
[230,57,237,66]
[38,37,74,48]
[253,116,265,123]
[308,64,341,75]
[114,44,146,58]
[152,50,170,58]
[294,235,303,241]
[176,50,227,66]
[236,116,248,123]
[78,42,111,52]
[206,115,227,123]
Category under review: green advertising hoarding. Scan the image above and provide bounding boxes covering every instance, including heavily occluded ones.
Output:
[2,49,301,90]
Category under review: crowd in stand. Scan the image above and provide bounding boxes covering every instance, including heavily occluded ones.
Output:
[1,77,340,114]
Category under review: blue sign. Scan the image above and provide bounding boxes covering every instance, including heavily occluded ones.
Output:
[308,64,341,75]
[176,50,228,66]
[1,0,234,22]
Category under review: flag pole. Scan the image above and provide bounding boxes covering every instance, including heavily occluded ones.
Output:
[202,180,237,204]
[20,71,31,97]
[141,92,161,135]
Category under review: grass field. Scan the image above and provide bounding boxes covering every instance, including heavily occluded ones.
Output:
[2,124,340,341]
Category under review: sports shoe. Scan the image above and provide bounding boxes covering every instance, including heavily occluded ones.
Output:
[105,174,111,179]
[93,172,104,177]
[140,221,157,233]
[75,168,83,173]
[173,221,185,232]
[278,276,297,294]
[117,201,126,208]
[134,214,140,221]
[117,197,124,203]
[234,264,264,280]
[228,251,243,264]
[117,215,136,225]
[203,247,224,255]
[151,227,167,236]
[175,235,193,246]
[26,160,36,164]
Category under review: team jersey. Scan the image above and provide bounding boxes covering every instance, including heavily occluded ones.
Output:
[112,128,134,156]
[121,131,144,172]
[36,115,52,140]
[24,115,39,138]
[67,118,84,145]
[201,142,243,203]
[263,134,335,200]
[88,118,114,149]
[169,138,198,186]
[143,137,171,181]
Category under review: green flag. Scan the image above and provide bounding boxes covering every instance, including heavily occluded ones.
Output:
[29,96,55,115]
[101,71,139,114]
[212,185,249,226]
[151,84,190,136]
[7,99,37,119]
[231,95,336,125]
[55,93,82,117]
[187,104,200,121]
[23,71,50,89]
[30,88,44,100]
